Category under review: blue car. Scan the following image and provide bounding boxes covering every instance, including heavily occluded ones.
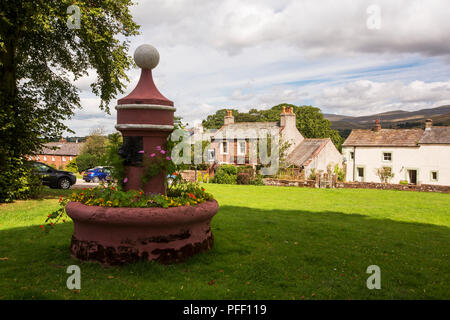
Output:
[83,166,112,183]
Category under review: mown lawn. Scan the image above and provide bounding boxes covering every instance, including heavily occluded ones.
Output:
[0,184,448,300]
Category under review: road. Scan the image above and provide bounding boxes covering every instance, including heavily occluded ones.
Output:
[71,178,99,189]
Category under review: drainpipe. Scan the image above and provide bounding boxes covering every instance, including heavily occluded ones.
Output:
[353,146,356,181]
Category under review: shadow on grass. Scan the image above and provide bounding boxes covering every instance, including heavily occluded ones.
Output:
[0,205,448,300]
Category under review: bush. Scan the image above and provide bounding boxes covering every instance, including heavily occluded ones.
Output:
[334,164,345,182]
[212,165,237,184]
[399,180,409,185]
[76,153,99,172]
[308,168,317,181]
[66,159,78,173]
[249,175,264,186]
[237,172,250,185]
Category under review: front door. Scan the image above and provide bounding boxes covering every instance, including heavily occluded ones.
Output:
[408,170,417,185]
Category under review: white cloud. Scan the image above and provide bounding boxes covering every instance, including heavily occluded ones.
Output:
[315,80,450,115]
[65,0,450,135]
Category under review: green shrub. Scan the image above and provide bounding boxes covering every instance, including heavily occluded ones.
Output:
[66,159,78,173]
[399,180,409,185]
[76,153,98,172]
[308,168,317,181]
[249,175,264,186]
[334,164,345,182]
[212,165,237,184]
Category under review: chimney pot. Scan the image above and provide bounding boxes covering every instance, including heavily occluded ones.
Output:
[282,106,286,114]
[425,119,432,130]
[373,118,381,132]
[224,110,234,125]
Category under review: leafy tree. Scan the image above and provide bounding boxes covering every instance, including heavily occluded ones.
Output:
[0,0,139,202]
[75,154,98,173]
[80,127,108,161]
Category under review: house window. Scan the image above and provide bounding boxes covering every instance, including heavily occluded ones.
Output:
[431,171,439,182]
[350,152,354,160]
[220,141,228,154]
[43,156,47,161]
[383,152,392,161]
[36,155,40,161]
[356,167,365,182]
[52,156,55,162]
[238,140,246,155]
[70,156,73,161]
[207,149,215,162]
[29,156,33,160]
[62,156,66,162]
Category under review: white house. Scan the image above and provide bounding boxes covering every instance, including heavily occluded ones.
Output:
[343,119,450,186]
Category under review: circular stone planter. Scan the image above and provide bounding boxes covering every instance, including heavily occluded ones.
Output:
[66,200,219,265]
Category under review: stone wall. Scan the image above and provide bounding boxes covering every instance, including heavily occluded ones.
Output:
[263,178,316,188]
[263,178,450,193]
[336,182,450,193]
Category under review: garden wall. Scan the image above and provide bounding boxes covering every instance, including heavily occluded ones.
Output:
[263,178,450,193]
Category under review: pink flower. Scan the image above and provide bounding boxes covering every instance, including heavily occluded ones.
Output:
[138,150,145,154]
[166,156,171,161]
[150,153,155,158]
[156,146,161,151]
[160,150,166,154]
[123,177,128,183]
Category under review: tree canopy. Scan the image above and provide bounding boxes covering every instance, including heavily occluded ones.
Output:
[201,104,344,150]
[0,0,139,201]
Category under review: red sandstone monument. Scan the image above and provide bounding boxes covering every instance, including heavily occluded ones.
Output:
[66,44,219,265]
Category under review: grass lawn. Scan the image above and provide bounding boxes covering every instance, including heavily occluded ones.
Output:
[0,184,448,300]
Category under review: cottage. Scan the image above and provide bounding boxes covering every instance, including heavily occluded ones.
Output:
[208,107,342,176]
[29,138,84,169]
[342,119,450,186]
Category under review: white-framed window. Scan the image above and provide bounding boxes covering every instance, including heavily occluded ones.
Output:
[43,156,47,161]
[207,149,215,162]
[356,166,365,182]
[62,156,66,162]
[29,156,33,160]
[350,151,354,160]
[237,140,246,155]
[36,155,40,161]
[383,152,392,162]
[52,156,55,162]
[69,156,73,161]
[220,141,228,154]
[430,171,439,182]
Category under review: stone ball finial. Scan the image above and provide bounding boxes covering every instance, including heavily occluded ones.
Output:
[134,44,160,70]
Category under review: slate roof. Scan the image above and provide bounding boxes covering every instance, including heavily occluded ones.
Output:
[418,127,450,144]
[212,122,281,139]
[286,138,329,167]
[39,142,84,156]
[342,129,424,147]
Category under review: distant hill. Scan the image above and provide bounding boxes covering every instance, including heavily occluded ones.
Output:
[324,105,450,138]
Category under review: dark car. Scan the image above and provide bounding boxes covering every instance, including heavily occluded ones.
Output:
[31,161,76,189]
[83,166,112,183]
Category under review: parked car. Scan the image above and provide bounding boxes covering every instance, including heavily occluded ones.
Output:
[83,166,112,183]
[30,161,76,189]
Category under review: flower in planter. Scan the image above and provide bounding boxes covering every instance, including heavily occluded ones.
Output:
[156,146,161,151]
[138,150,145,154]
[123,177,128,184]
[150,153,156,158]
[160,149,166,154]
[166,156,171,161]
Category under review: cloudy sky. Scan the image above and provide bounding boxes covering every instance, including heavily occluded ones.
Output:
[68,0,450,136]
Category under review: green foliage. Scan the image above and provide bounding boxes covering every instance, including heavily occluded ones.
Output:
[399,180,409,185]
[212,164,237,185]
[80,128,108,162]
[0,0,139,202]
[308,168,317,181]
[75,153,98,172]
[65,159,78,173]
[236,172,250,185]
[334,164,345,182]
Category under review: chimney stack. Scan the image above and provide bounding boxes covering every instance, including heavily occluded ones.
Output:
[373,118,381,132]
[224,110,234,125]
[280,105,296,128]
[425,119,433,130]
